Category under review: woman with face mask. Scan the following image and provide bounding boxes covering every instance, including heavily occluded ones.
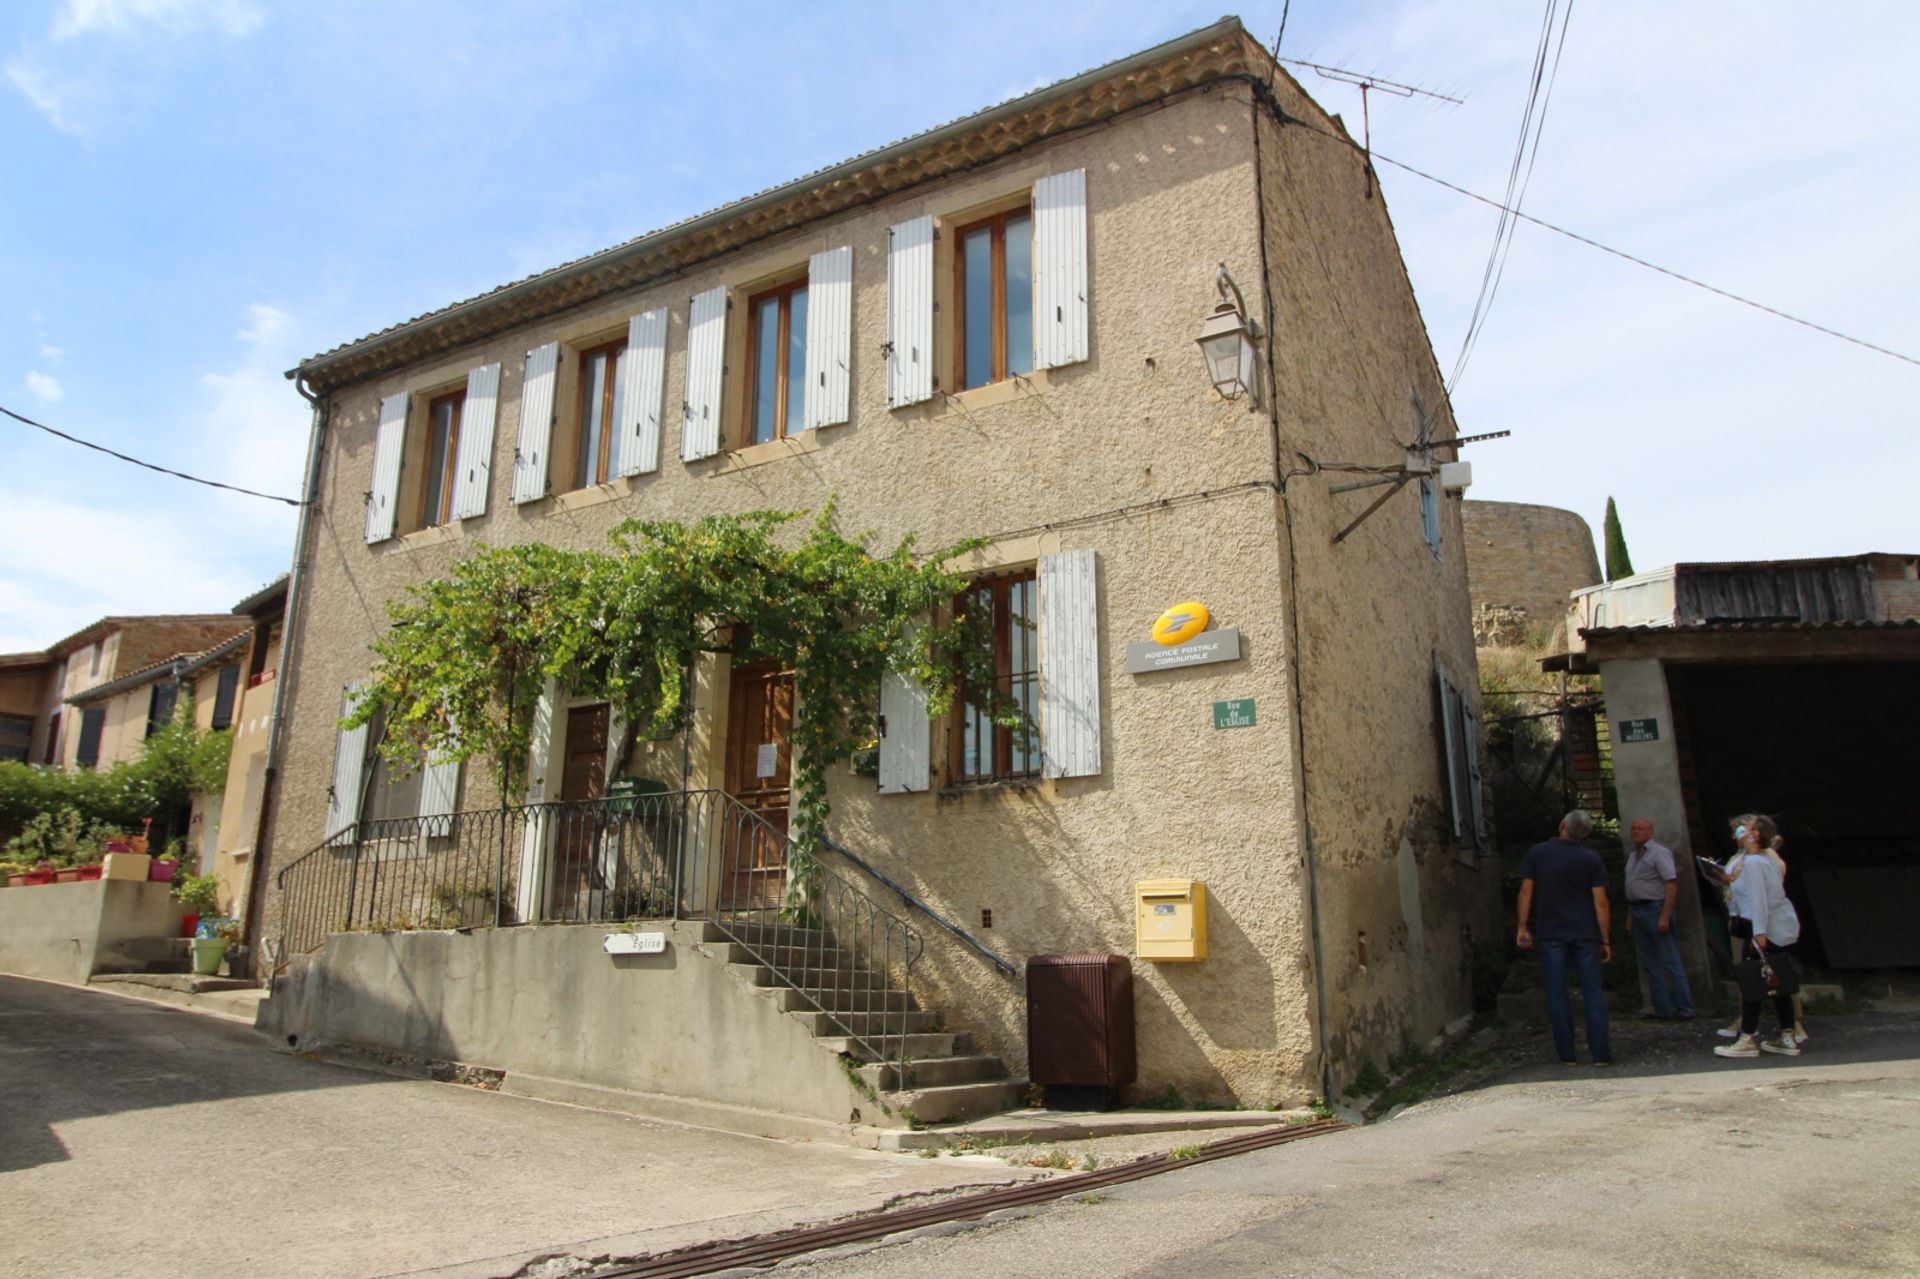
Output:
[1713,815,1804,1058]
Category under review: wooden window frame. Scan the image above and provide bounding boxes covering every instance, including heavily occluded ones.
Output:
[949,568,1040,785]
[743,277,808,447]
[953,205,1032,391]
[571,338,627,489]
[418,389,466,530]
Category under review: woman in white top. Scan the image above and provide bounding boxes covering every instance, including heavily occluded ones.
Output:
[1713,815,1803,1058]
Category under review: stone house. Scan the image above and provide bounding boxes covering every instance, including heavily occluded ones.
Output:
[260,18,1498,1132]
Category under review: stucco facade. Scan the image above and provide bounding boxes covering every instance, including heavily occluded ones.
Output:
[264,21,1494,1105]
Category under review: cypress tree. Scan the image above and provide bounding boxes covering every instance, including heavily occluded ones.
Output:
[1603,496,1635,582]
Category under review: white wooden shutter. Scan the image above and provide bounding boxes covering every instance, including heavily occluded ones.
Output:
[365,393,408,544]
[683,286,727,460]
[616,309,668,477]
[325,682,370,845]
[513,342,559,504]
[1039,548,1101,779]
[803,245,852,430]
[877,671,931,794]
[886,215,934,407]
[451,362,500,520]
[419,753,461,837]
[1032,168,1089,370]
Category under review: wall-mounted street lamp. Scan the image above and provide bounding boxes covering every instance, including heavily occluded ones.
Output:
[1195,264,1260,404]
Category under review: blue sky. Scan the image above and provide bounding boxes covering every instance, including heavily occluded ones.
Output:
[3,1,1916,651]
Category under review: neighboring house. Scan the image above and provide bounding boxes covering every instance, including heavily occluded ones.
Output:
[208,577,289,921]
[1553,553,1920,985]
[262,18,1497,1123]
[0,615,248,773]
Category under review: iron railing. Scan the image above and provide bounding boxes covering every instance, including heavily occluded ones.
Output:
[272,789,927,1071]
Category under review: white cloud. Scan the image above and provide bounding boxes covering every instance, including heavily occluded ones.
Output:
[4,56,87,133]
[237,302,290,349]
[52,0,263,42]
[38,342,63,360]
[25,371,64,403]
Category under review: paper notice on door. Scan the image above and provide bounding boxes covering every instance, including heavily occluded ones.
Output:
[755,743,779,778]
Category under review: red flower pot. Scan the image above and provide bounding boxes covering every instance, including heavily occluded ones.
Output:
[77,865,104,881]
[24,870,54,886]
[149,859,178,884]
[180,913,201,938]
[54,868,81,883]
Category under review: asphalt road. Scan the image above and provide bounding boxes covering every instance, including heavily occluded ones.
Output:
[775,1013,1920,1279]
[0,977,1032,1279]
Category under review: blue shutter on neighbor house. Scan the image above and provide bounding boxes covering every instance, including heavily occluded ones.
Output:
[450,362,501,520]
[683,287,728,460]
[803,246,853,430]
[616,308,669,477]
[1032,169,1089,370]
[513,343,560,504]
[1038,548,1101,779]
[886,216,934,407]
[210,663,240,730]
[365,392,409,543]
[76,707,105,768]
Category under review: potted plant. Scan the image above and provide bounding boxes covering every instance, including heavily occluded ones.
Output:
[148,837,183,884]
[24,859,55,886]
[174,871,221,938]
[128,817,153,856]
[190,918,239,976]
[76,863,104,881]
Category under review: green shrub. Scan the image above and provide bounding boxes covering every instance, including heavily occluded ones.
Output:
[0,705,231,847]
[4,807,121,867]
[173,872,222,914]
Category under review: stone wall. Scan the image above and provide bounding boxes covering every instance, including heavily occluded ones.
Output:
[1461,501,1602,646]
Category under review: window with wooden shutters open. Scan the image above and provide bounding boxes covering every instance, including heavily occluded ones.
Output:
[1436,666,1485,849]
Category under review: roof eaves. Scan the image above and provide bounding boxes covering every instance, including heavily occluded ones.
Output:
[289,16,1260,391]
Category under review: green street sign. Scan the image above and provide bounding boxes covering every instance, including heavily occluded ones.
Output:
[1213,699,1256,730]
[1618,718,1659,744]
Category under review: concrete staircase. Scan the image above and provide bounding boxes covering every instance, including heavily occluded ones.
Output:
[715,921,1025,1126]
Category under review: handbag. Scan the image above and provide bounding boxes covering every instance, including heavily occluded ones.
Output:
[1733,951,1772,1002]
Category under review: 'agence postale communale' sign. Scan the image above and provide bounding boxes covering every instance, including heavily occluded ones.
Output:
[1125,629,1241,674]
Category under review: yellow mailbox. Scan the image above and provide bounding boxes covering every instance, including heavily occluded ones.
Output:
[1135,879,1207,962]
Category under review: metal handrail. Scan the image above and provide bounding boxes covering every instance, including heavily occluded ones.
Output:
[821,835,1017,978]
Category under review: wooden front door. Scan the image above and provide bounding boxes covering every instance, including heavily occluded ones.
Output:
[554,702,610,901]
[722,660,793,910]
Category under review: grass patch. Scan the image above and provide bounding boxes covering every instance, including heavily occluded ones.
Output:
[1168,1144,1204,1161]
[1344,1060,1388,1098]
[1026,1149,1075,1170]
[1135,1084,1188,1110]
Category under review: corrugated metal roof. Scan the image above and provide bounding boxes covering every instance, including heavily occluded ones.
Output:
[1580,619,1920,637]
[289,16,1258,384]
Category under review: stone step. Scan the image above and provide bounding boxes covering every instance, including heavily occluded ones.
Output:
[91,972,254,995]
[775,987,918,1014]
[817,1031,968,1062]
[741,964,891,990]
[891,1078,1030,1125]
[713,922,831,948]
[861,1053,1009,1092]
[792,1009,940,1038]
[724,942,858,971]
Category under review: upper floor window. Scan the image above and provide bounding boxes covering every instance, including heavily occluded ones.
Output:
[420,389,465,529]
[746,279,809,445]
[146,681,180,738]
[210,663,241,730]
[573,338,628,488]
[0,713,31,763]
[955,208,1033,391]
[87,643,102,677]
[952,568,1040,784]
[76,706,105,768]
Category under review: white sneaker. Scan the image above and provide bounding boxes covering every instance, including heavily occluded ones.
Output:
[1760,1034,1800,1057]
[1792,1027,1809,1046]
[1714,1034,1760,1058]
[1716,1023,1741,1039]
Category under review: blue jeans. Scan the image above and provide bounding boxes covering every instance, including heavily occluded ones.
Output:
[1539,938,1612,1063]
[1628,900,1696,1017]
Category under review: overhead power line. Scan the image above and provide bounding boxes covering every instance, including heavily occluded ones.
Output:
[1449,0,1575,393]
[1,404,305,506]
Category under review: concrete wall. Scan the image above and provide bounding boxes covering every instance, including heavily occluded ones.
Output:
[260,923,880,1131]
[1461,501,1602,647]
[0,880,180,985]
[1253,88,1501,1089]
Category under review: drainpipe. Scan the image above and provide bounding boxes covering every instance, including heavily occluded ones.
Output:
[237,375,329,967]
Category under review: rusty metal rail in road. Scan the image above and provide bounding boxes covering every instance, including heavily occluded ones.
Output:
[594,1118,1350,1278]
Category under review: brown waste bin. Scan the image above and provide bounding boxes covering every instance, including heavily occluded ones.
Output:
[1026,953,1135,1110]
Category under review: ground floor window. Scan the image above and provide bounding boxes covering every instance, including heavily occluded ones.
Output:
[952,569,1039,784]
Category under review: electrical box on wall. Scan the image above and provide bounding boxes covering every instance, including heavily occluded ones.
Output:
[1135,879,1208,962]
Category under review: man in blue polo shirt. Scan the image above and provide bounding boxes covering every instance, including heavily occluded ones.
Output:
[1517,809,1614,1066]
